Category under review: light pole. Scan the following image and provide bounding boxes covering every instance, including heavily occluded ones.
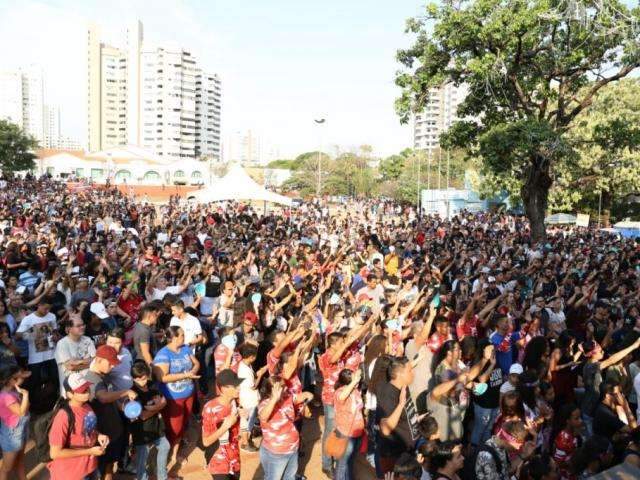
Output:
[416,152,421,215]
[314,118,326,198]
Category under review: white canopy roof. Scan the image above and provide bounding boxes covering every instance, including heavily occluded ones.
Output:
[545,213,577,224]
[188,164,292,206]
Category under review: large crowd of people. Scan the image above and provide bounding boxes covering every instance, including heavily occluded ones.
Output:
[0,174,640,480]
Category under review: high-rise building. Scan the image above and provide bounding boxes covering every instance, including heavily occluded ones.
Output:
[413,82,468,151]
[0,71,24,128]
[44,104,61,148]
[195,71,222,160]
[224,129,262,165]
[21,65,45,145]
[86,20,222,160]
[0,67,45,144]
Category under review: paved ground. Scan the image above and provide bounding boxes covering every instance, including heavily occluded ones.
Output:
[8,406,375,480]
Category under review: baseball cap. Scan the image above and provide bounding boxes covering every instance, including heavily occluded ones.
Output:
[509,363,523,375]
[63,372,91,394]
[488,276,496,283]
[96,345,121,366]
[216,369,243,387]
[90,302,109,319]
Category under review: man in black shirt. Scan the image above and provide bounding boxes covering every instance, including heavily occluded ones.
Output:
[593,380,636,440]
[376,357,416,475]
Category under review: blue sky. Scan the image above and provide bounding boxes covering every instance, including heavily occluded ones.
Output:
[0,0,427,157]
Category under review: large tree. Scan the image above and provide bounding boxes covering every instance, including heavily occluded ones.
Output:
[0,120,38,175]
[396,0,640,240]
[551,79,640,224]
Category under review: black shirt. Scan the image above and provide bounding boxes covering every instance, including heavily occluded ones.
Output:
[593,403,625,438]
[474,366,503,409]
[375,382,413,456]
[129,384,165,445]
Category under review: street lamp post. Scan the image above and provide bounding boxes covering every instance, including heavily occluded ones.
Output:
[314,118,326,198]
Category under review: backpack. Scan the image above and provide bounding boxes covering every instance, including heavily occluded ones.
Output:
[461,444,503,480]
[33,401,72,464]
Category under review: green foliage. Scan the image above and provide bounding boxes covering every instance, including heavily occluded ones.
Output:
[0,120,38,174]
[396,0,640,238]
[551,79,640,219]
[379,154,407,182]
[280,152,332,196]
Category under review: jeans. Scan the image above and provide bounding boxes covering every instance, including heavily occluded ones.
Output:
[471,404,498,446]
[582,413,594,438]
[134,435,170,480]
[335,436,362,480]
[260,445,298,480]
[321,404,335,471]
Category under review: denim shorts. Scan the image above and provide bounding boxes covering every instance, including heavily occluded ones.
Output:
[0,415,29,452]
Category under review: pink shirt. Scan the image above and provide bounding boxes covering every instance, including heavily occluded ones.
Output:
[0,391,20,428]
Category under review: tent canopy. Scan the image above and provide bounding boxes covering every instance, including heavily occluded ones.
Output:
[188,164,292,206]
[545,213,577,224]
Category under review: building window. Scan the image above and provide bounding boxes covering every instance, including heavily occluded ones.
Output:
[91,169,104,179]
[115,170,132,181]
[174,170,185,178]
[144,171,161,181]
[191,171,202,179]
[76,168,84,177]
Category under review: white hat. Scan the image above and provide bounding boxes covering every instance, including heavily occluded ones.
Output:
[488,276,496,282]
[509,363,523,375]
[89,302,109,319]
[481,266,491,274]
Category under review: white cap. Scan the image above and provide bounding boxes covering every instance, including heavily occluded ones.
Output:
[509,363,523,375]
[89,302,109,319]
[488,276,496,282]
[481,266,491,274]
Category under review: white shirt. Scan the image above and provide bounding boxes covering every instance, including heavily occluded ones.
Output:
[237,361,259,408]
[54,335,96,395]
[16,312,58,364]
[170,313,202,350]
[149,285,182,301]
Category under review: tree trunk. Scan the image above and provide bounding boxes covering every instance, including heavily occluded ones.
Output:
[601,190,612,227]
[521,155,553,243]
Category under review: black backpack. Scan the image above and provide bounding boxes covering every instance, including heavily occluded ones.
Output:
[33,400,72,464]
[461,444,503,480]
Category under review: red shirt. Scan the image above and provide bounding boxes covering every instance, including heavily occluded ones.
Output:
[343,345,363,371]
[259,393,299,455]
[456,314,479,340]
[214,344,241,376]
[334,386,365,437]
[318,350,344,405]
[427,332,453,353]
[47,404,98,480]
[201,398,240,475]
[553,429,578,480]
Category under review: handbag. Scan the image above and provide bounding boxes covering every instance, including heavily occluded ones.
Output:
[323,394,358,459]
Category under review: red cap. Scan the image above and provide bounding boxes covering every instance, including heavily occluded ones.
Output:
[244,311,258,325]
[96,345,121,366]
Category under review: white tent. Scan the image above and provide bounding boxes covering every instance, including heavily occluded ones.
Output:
[188,164,292,206]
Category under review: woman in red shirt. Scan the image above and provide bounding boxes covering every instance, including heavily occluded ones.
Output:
[258,377,313,480]
[552,404,583,480]
[333,368,365,480]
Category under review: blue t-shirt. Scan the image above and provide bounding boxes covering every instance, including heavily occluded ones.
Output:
[153,345,194,400]
[489,331,521,374]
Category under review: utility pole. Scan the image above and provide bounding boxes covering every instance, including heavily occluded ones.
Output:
[314,118,326,197]
[416,151,421,215]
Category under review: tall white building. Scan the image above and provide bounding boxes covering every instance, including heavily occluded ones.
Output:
[195,71,222,160]
[224,130,262,165]
[413,82,468,151]
[0,71,24,128]
[44,104,61,148]
[87,20,222,161]
[21,65,45,145]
